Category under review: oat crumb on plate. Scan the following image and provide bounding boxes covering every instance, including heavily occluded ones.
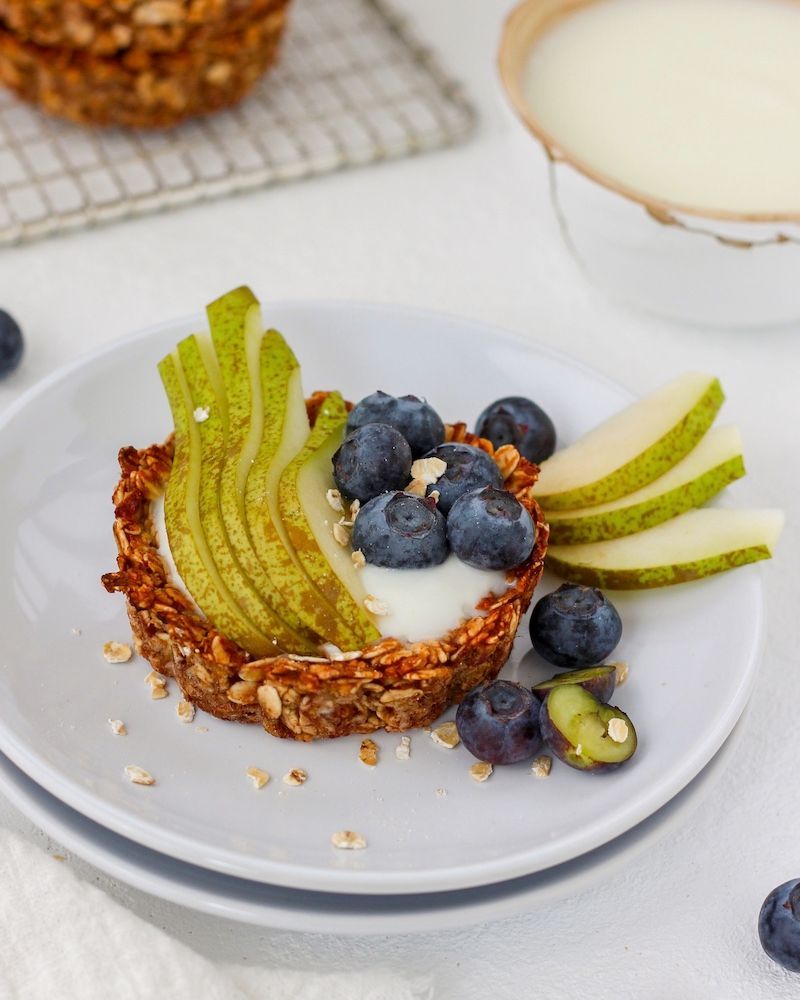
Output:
[283,768,307,786]
[331,830,367,850]
[430,722,460,749]
[395,735,411,760]
[70,627,82,637]
[103,641,132,663]
[247,767,270,789]
[435,787,447,797]
[107,718,127,736]
[612,661,630,685]
[124,765,155,786]
[145,671,168,699]
[176,700,195,722]
[359,738,379,767]
[469,761,493,782]
[531,755,552,778]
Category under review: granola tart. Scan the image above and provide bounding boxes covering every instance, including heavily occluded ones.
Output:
[102,403,549,742]
[0,1,289,127]
[0,0,285,55]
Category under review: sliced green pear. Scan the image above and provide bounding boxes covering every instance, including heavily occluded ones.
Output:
[546,508,784,589]
[207,289,319,651]
[534,373,724,511]
[547,426,745,544]
[278,392,380,647]
[244,331,361,650]
[157,353,276,656]
[175,334,311,653]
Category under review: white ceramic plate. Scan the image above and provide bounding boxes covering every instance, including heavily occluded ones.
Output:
[0,301,764,895]
[0,719,743,933]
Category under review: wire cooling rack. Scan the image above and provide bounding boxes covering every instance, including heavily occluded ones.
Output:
[0,0,475,246]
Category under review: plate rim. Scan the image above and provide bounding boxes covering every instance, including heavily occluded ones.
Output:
[0,298,766,894]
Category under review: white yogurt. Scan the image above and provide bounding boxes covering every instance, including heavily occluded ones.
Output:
[523,0,800,214]
[361,557,510,644]
[151,494,507,646]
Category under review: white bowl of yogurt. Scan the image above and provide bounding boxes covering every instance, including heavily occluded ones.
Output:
[498,0,800,327]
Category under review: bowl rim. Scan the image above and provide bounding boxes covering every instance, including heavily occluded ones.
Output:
[497,0,800,226]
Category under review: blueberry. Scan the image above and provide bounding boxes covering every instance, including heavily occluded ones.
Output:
[476,396,556,464]
[0,310,24,378]
[456,680,543,764]
[759,880,800,972]
[347,391,445,457]
[332,423,412,504]
[447,486,535,571]
[529,584,622,669]
[423,443,503,514]
[352,491,448,569]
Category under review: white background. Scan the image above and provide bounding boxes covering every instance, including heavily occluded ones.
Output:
[1,1,799,996]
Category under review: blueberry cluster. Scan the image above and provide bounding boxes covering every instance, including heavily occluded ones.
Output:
[332,391,537,572]
[457,585,637,771]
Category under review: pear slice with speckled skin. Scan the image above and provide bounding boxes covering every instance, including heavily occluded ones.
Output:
[547,426,745,544]
[546,507,784,589]
[176,333,312,653]
[158,352,276,656]
[207,288,319,652]
[278,391,380,648]
[534,373,724,511]
[244,331,363,651]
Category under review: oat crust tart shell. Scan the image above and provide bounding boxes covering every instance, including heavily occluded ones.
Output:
[0,0,290,127]
[102,397,549,742]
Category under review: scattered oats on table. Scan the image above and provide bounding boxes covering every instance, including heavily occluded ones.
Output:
[103,641,131,663]
[431,722,460,749]
[283,769,307,786]
[107,718,127,736]
[331,830,367,850]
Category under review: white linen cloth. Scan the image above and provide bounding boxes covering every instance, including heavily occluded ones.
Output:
[0,829,431,1000]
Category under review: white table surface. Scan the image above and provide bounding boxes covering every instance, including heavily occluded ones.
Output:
[1,1,799,996]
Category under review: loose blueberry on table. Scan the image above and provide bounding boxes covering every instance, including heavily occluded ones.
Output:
[475,395,556,464]
[759,880,800,973]
[529,583,623,668]
[0,309,24,378]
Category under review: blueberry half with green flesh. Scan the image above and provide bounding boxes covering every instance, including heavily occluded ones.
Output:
[539,684,637,772]
[347,391,445,458]
[532,665,617,704]
[529,583,622,669]
[423,442,503,514]
[0,309,23,378]
[332,422,412,504]
[456,680,543,765]
[475,396,556,464]
[351,491,448,569]
[759,880,800,972]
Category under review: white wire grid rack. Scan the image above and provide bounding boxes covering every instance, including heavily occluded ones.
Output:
[0,0,475,247]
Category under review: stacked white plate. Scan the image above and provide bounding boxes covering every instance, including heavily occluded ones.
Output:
[0,303,763,933]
